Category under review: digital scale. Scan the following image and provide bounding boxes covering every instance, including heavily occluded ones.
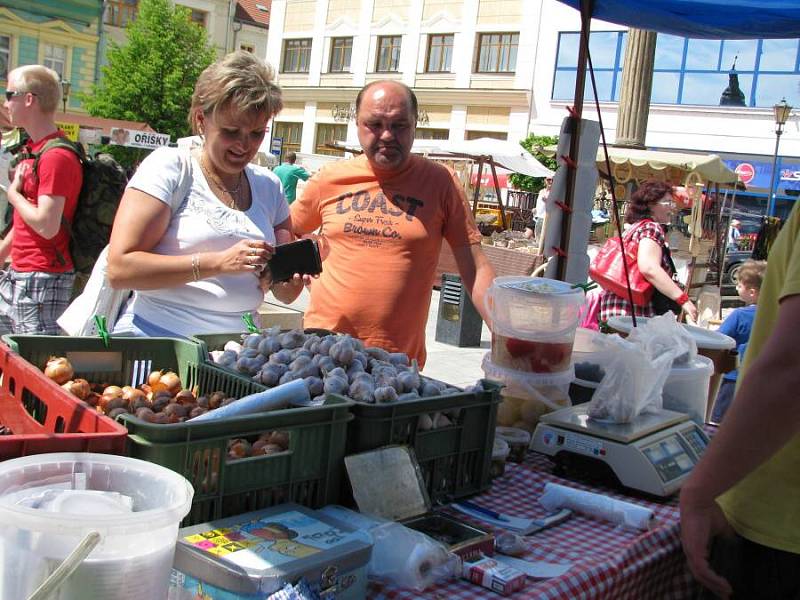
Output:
[531,405,709,497]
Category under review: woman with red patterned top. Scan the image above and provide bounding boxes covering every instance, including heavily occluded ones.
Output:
[598,180,698,323]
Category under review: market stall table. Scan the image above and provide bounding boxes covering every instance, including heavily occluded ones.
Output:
[368,452,699,599]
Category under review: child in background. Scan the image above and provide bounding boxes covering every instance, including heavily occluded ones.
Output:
[711,259,767,423]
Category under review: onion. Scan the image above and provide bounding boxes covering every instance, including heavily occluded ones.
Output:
[159,371,182,395]
[174,390,195,405]
[102,386,123,399]
[147,370,162,387]
[62,378,90,400]
[44,357,74,385]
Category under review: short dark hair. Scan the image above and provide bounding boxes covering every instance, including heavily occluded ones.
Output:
[355,80,418,122]
[738,259,767,290]
[285,151,297,163]
[625,180,673,224]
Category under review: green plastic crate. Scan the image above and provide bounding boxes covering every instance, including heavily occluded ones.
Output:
[2,334,353,525]
[122,398,352,526]
[340,380,502,504]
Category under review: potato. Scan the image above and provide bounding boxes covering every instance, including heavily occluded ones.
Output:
[497,397,521,426]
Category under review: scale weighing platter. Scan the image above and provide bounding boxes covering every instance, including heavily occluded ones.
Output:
[532,405,709,497]
[539,405,690,444]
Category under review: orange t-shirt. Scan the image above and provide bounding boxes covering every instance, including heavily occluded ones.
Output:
[290,154,481,367]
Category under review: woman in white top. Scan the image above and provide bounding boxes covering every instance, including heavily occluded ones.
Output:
[107,51,304,337]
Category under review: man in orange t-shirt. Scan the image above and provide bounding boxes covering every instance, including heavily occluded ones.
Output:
[290,80,495,367]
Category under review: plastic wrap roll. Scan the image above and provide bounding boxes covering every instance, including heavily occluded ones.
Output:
[187,379,308,422]
[538,482,655,530]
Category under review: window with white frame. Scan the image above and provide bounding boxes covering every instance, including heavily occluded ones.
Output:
[103,0,137,27]
[426,34,453,73]
[475,32,518,73]
[315,124,347,156]
[188,7,207,27]
[415,128,449,140]
[0,36,10,81]
[329,37,352,73]
[43,43,67,79]
[272,121,303,161]
[376,36,402,72]
[282,39,312,73]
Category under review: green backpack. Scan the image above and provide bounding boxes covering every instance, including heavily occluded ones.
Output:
[12,137,128,275]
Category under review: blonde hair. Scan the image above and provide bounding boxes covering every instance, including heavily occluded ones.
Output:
[738,259,767,290]
[189,51,282,134]
[11,65,61,113]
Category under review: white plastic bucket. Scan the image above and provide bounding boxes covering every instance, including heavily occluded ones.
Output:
[482,354,573,431]
[663,355,714,426]
[486,277,585,342]
[0,452,193,600]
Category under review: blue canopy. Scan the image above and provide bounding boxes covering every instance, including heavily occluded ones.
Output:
[556,0,800,39]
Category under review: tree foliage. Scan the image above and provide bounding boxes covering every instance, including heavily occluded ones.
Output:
[509,133,559,193]
[82,0,216,166]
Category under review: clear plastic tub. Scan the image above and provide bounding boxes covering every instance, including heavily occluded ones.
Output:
[0,452,193,600]
[663,355,714,426]
[482,354,573,432]
[490,437,510,479]
[495,427,532,463]
[486,277,585,373]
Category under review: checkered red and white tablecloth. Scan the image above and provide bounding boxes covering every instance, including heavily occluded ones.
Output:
[368,453,699,599]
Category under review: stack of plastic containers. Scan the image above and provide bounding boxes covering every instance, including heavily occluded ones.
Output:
[482,277,584,433]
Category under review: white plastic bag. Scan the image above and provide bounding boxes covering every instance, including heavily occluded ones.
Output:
[56,246,131,336]
[316,506,461,591]
[587,314,696,423]
[626,312,698,366]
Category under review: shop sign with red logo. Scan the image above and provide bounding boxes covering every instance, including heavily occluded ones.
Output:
[735,163,755,185]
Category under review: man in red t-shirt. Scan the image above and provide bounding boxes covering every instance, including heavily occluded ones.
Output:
[290,80,496,366]
[0,65,82,333]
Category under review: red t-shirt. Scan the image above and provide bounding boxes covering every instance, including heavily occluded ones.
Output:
[11,131,82,272]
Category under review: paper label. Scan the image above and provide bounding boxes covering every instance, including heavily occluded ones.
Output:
[184,511,356,569]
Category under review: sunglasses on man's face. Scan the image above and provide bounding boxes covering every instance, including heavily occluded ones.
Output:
[5,90,34,101]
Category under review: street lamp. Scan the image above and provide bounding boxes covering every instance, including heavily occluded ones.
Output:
[767,98,792,217]
[60,79,71,114]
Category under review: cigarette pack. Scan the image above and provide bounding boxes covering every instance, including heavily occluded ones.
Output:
[462,556,526,596]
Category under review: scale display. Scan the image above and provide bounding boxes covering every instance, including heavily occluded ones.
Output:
[532,406,709,497]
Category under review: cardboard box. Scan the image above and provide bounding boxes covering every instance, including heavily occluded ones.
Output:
[462,556,526,596]
[257,301,304,331]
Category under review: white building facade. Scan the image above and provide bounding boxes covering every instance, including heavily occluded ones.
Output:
[265,0,800,212]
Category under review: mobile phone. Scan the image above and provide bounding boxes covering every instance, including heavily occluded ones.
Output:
[267,238,322,282]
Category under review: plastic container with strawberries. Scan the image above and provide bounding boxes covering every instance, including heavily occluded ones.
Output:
[486,277,584,373]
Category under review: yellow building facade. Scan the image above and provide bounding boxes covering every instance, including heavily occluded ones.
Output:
[265,0,536,157]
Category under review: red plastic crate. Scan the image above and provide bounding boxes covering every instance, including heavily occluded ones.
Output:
[0,343,127,461]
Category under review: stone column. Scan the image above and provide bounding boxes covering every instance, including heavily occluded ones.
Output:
[614,29,657,149]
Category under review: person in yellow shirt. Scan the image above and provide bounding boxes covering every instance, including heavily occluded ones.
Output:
[680,203,800,598]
